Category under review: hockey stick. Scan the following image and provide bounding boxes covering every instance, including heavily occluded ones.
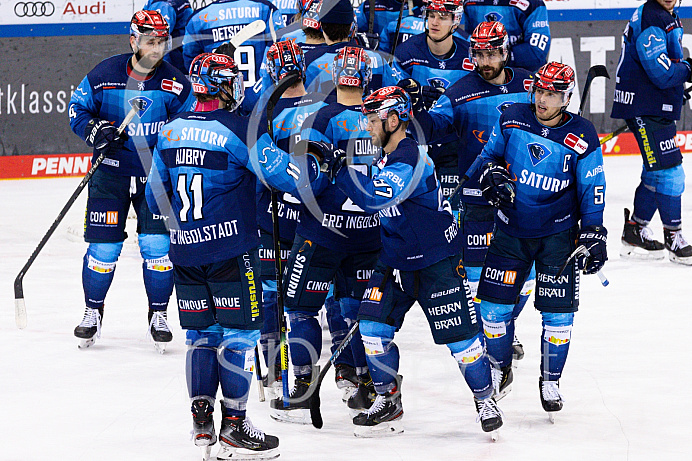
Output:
[556,244,609,286]
[368,0,375,35]
[266,71,302,406]
[444,154,486,204]
[254,344,266,402]
[578,65,609,117]
[387,0,406,66]
[309,320,360,429]
[13,103,140,329]
[214,19,267,56]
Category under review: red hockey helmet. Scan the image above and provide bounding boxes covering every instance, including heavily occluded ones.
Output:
[470,21,509,66]
[332,46,373,90]
[189,53,245,112]
[362,86,412,122]
[530,62,575,108]
[300,0,322,31]
[130,10,171,52]
[266,39,306,84]
[422,0,463,27]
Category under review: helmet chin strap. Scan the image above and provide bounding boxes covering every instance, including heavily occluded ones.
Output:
[425,24,457,43]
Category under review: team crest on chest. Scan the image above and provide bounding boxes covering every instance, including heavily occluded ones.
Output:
[527,142,552,166]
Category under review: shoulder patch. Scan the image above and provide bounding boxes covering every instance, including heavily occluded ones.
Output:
[509,0,530,11]
[462,58,474,71]
[161,79,183,95]
[564,133,588,155]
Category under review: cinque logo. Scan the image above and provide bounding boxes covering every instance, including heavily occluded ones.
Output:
[14,1,55,17]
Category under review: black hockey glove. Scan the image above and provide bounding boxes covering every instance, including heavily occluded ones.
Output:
[421,85,445,111]
[397,78,423,113]
[479,162,516,209]
[354,32,380,51]
[685,58,692,83]
[84,118,126,156]
[321,148,348,183]
[576,226,608,274]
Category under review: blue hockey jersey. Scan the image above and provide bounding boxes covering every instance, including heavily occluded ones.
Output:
[304,42,403,96]
[335,137,461,271]
[182,0,284,112]
[478,103,606,238]
[416,67,533,205]
[146,109,320,266]
[143,0,194,74]
[355,0,405,38]
[395,32,471,168]
[272,0,299,26]
[611,0,690,120]
[299,103,382,253]
[463,0,550,72]
[69,53,195,177]
[256,94,327,241]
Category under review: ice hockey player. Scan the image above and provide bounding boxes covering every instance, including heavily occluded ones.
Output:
[182,0,284,112]
[257,39,333,396]
[322,86,503,438]
[68,10,195,350]
[143,0,194,73]
[395,0,470,245]
[145,52,322,460]
[303,0,402,97]
[611,0,692,265]
[413,20,535,394]
[475,62,607,420]
[269,46,382,423]
[463,0,550,72]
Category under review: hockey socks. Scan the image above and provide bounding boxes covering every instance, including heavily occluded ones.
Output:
[540,313,574,381]
[325,296,355,367]
[449,334,493,399]
[82,242,122,308]
[186,343,220,400]
[338,296,366,371]
[139,234,173,310]
[287,312,321,378]
[219,345,256,416]
[360,321,399,394]
[480,301,514,368]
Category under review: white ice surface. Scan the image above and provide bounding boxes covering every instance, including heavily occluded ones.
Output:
[1,154,691,461]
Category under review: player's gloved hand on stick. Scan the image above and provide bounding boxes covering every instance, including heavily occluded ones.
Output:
[479,162,516,209]
[576,225,608,274]
[355,32,380,51]
[397,78,423,113]
[421,85,445,111]
[84,118,127,156]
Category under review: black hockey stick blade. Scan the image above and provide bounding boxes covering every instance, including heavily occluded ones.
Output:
[13,104,139,329]
[309,321,360,428]
[578,65,610,117]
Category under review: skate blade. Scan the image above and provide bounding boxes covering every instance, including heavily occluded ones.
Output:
[490,430,500,442]
[494,384,512,402]
[200,445,212,461]
[154,342,167,354]
[269,408,311,425]
[78,337,95,349]
[669,253,692,265]
[217,446,279,460]
[548,413,556,424]
[619,245,665,260]
[353,418,404,438]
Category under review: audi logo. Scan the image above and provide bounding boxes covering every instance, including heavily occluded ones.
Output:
[14,1,55,17]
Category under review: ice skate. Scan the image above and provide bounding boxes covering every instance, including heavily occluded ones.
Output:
[474,396,503,440]
[216,415,279,460]
[262,362,283,400]
[191,398,217,448]
[352,383,404,438]
[347,374,376,416]
[539,377,563,423]
[620,208,665,260]
[664,228,692,265]
[491,364,513,401]
[147,309,172,354]
[512,333,525,360]
[269,375,313,425]
[74,307,103,349]
[334,363,358,402]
